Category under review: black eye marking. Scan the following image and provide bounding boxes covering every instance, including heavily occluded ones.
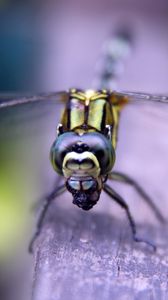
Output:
[72,142,90,153]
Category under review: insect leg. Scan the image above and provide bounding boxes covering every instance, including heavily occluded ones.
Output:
[109,171,165,224]
[29,184,66,253]
[103,183,156,251]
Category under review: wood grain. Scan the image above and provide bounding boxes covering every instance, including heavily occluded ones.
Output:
[31,192,168,300]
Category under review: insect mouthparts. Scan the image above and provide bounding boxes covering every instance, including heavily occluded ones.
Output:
[72,190,101,211]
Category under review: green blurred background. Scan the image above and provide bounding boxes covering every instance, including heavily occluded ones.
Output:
[0,0,46,260]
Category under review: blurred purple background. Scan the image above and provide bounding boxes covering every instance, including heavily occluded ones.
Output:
[0,3,168,298]
[0,0,168,93]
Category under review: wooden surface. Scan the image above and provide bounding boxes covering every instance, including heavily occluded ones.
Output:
[31,203,168,300]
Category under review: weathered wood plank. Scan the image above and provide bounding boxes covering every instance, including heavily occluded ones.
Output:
[31,193,168,300]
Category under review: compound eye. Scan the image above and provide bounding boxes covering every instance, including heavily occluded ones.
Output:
[82,132,115,174]
[50,132,78,175]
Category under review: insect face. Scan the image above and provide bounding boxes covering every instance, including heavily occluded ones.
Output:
[50,131,115,210]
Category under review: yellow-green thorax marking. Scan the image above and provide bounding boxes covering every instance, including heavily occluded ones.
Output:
[61,89,127,149]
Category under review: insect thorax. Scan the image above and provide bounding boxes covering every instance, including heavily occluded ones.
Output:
[61,89,114,136]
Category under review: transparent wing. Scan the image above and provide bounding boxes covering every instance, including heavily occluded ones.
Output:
[1,90,168,108]
[113,90,168,122]
[113,90,168,103]
[0,91,68,108]
[0,95,64,195]
[0,95,64,252]
[115,101,168,223]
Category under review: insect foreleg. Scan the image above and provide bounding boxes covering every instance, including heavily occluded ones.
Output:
[29,184,66,253]
[109,171,165,224]
[103,183,156,251]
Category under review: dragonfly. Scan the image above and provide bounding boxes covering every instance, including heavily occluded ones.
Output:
[0,87,168,253]
[0,33,168,252]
